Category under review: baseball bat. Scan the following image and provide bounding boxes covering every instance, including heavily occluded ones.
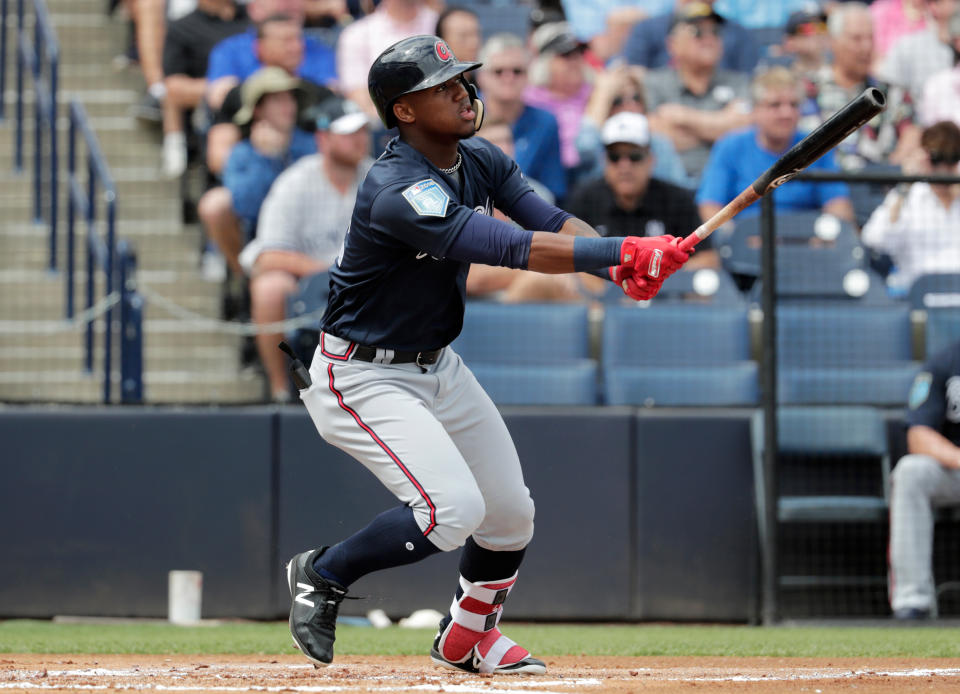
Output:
[678,86,886,253]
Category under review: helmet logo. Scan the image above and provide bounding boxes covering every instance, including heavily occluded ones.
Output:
[435,40,452,62]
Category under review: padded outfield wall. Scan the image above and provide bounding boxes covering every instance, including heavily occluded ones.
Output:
[2,406,761,622]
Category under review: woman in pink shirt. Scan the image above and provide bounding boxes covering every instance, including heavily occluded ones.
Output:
[870,0,926,62]
[524,22,594,177]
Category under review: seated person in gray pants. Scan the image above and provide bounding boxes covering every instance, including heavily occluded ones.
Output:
[889,339,960,619]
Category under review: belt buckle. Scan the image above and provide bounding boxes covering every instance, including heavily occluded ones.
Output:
[415,351,429,368]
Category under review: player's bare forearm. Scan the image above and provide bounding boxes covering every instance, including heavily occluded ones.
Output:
[527,232,577,273]
[907,425,960,469]
[558,217,601,238]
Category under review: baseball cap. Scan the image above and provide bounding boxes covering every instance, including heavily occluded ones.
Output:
[311,95,369,134]
[233,66,302,126]
[601,112,651,148]
[785,8,827,36]
[531,21,582,56]
[671,1,726,29]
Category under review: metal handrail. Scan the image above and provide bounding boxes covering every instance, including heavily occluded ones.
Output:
[66,99,143,404]
[9,0,59,268]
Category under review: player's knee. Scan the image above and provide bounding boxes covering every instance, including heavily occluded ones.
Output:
[437,488,487,548]
[892,454,940,494]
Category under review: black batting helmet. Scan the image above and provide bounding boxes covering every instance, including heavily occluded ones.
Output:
[368,35,483,129]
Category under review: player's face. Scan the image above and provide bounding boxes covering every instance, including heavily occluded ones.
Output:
[603,143,653,199]
[401,76,476,138]
[755,86,800,145]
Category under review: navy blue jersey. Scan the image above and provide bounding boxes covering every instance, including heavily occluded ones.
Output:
[906,340,960,446]
[321,136,534,351]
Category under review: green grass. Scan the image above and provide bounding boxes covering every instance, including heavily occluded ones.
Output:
[2,620,960,658]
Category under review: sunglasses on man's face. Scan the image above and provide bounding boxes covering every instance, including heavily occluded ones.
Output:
[492,67,526,77]
[607,149,648,164]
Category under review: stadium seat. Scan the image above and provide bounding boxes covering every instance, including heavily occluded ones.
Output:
[452,302,598,405]
[925,308,960,357]
[849,163,900,228]
[601,304,758,406]
[776,303,919,405]
[751,406,892,605]
[716,211,862,280]
[908,273,960,310]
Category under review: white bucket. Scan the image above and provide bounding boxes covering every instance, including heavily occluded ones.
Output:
[168,570,203,624]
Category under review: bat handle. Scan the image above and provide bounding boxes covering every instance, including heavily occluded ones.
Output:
[679,226,708,253]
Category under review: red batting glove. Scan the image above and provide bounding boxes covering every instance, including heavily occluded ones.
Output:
[622,275,664,301]
[624,235,690,281]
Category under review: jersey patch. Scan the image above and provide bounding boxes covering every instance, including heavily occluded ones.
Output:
[402,179,450,217]
[909,372,932,410]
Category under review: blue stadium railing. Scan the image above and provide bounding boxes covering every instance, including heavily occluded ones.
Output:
[3,0,144,403]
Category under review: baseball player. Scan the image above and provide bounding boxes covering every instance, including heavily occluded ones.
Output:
[285,35,690,674]
[889,339,960,620]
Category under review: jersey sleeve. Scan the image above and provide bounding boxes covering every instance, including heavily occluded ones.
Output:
[906,353,949,430]
[369,179,476,257]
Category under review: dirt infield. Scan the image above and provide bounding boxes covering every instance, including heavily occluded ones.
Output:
[3,654,960,693]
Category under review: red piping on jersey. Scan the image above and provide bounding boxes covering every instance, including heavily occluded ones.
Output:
[326,363,438,537]
[320,332,356,361]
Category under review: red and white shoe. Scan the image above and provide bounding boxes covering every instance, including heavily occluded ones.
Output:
[429,573,545,675]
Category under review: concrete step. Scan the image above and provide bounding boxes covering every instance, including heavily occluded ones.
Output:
[0,318,255,350]
[0,369,266,404]
[0,343,245,372]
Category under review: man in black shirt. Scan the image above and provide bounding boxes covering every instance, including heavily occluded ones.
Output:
[162,0,249,178]
[566,111,715,267]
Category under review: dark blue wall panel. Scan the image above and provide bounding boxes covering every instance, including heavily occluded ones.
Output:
[633,410,759,622]
[0,408,275,618]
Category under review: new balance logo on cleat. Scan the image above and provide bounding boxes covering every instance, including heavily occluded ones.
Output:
[286,547,350,667]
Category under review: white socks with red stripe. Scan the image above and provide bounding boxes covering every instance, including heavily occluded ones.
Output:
[435,573,540,673]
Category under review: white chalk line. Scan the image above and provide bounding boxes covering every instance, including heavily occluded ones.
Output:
[3,665,960,691]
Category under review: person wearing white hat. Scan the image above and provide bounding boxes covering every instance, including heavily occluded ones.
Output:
[566,111,708,266]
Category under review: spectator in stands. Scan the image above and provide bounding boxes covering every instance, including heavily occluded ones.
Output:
[576,63,691,188]
[621,0,760,74]
[336,0,439,118]
[241,95,372,401]
[205,0,336,112]
[871,0,927,67]
[861,121,960,293]
[758,7,830,80]
[161,0,249,179]
[558,0,667,63]
[917,10,960,127]
[199,67,317,279]
[435,6,482,66]
[643,3,753,185]
[566,112,712,269]
[698,67,854,224]
[206,12,334,178]
[128,0,171,124]
[475,33,567,202]
[710,0,823,29]
[876,0,959,103]
[799,2,922,171]
[524,22,595,184]
[888,338,960,620]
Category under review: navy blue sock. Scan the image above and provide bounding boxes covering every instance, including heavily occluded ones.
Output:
[458,537,526,583]
[312,506,441,587]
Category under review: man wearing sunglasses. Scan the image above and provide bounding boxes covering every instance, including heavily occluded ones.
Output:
[567,111,709,266]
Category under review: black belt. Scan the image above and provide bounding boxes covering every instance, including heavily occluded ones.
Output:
[351,345,443,367]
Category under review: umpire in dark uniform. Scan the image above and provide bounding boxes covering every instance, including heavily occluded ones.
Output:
[889,339,960,619]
